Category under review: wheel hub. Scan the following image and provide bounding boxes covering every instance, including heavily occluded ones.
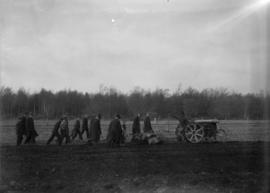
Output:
[184,124,205,143]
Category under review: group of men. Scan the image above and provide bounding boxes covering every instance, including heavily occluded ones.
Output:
[46,113,102,145]
[15,112,39,146]
[15,112,160,146]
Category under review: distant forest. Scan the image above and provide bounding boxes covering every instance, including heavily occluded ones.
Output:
[0,86,269,120]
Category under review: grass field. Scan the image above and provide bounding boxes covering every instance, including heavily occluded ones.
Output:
[0,120,270,145]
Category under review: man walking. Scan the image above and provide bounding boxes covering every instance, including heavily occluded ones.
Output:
[143,113,153,133]
[173,111,189,142]
[15,115,26,146]
[81,115,89,139]
[131,113,141,142]
[24,112,38,144]
[47,118,62,145]
[59,116,70,145]
[90,113,102,144]
[71,118,82,141]
[106,114,124,147]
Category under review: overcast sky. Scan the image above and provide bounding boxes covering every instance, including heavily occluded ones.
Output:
[0,0,269,94]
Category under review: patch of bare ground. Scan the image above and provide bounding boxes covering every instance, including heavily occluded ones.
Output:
[0,142,269,193]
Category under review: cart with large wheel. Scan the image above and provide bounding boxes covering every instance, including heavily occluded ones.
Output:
[180,119,227,143]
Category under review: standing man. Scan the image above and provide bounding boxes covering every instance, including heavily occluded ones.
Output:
[106,114,123,147]
[81,115,89,139]
[90,113,102,144]
[47,118,62,145]
[173,111,189,142]
[71,118,82,141]
[15,115,26,146]
[131,114,141,142]
[59,116,70,145]
[143,113,153,133]
[132,113,141,134]
[121,121,127,144]
[24,112,38,144]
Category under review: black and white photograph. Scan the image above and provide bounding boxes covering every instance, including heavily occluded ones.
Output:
[0,0,269,192]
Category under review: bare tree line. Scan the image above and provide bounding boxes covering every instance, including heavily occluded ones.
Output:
[0,86,269,120]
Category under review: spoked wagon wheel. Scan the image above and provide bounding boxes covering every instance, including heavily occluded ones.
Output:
[184,123,205,143]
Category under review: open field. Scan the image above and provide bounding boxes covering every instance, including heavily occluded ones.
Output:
[0,120,270,145]
[0,142,269,193]
[0,120,269,193]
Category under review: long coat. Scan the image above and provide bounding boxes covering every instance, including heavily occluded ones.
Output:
[82,118,88,131]
[46,119,62,145]
[90,118,101,142]
[82,117,89,138]
[53,119,62,134]
[74,120,80,130]
[72,120,80,134]
[16,117,26,136]
[143,116,153,133]
[25,117,38,138]
[106,118,123,146]
[16,117,27,145]
[59,119,70,144]
[60,119,69,137]
[132,116,141,134]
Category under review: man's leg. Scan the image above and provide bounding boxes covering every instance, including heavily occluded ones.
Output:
[74,128,82,140]
[86,129,90,139]
[81,128,86,139]
[78,129,83,140]
[59,129,65,145]
[16,134,23,146]
[71,130,75,140]
[30,133,36,144]
[47,133,55,145]
[66,135,70,144]
[62,130,68,144]
[72,132,77,140]
[66,129,70,144]
[24,133,31,144]
[55,132,62,145]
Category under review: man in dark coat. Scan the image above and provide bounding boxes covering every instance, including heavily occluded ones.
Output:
[15,116,26,146]
[24,112,38,144]
[81,115,89,139]
[173,111,189,142]
[47,118,62,145]
[90,114,102,143]
[121,121,127,144]
[59,116,70,145]
[106,114,124,147]
[143,113,153,133]
[71,118,82,140]
[132,114,141,134]
[131,114,141,142]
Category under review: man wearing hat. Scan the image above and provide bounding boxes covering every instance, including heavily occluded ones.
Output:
[59,115,70,144]
[24,112,38,144]
[81,114,89,139]
[15,115,26,146]
[89,113,102,144]
[47,117,63,145]
[106,114,124,147]
[143,113,154,133]
[131,113,141,142]
[71,118,83,141]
